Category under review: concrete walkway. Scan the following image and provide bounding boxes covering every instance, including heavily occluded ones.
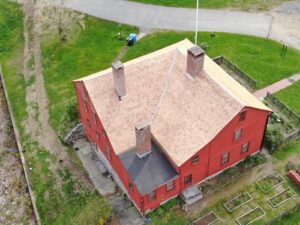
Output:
[63,0,273,38]
[254,74,300,99]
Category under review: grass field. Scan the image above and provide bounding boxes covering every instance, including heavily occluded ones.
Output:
[42,17,138,134]
[2,2,300,224]
[130,0,289,11]
[124,31,300,89]
[272,206,300,225]
[274,81,300,115]
[0,2,112,225]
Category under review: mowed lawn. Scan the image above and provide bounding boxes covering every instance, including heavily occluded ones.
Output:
[124,31,300,89]
[274,80,300,115]
[43,25,300,137]
[0,2,112,225]
[130,0,289,10]
[42,17,138,133]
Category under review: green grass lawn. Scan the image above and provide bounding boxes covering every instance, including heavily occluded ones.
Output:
[130,0,289,11]
[2,1,300,224]
[0,2,112,225]
[42,17,138,135]
[124,31,300,89]
[274,81,300,115]
[272,206,300,225]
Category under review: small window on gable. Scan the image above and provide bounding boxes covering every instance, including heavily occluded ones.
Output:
[103,129,107,139]
[92,111,97,124]
[83,100,88,112]
[129,181,134,193]
[184,174,192,185]
[239,111,246,122]
[234,128,243,141]
[83,86,88,98]
[95,131,100,141]
[148,190,156,202]
[192,155,199,164]
[86,118,91,128]
[166,180,174,192]
[221,152,230,165]
[106,147,111,160]
[242,142,249,154]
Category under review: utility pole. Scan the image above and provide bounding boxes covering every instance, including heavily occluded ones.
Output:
[195,0,199,45]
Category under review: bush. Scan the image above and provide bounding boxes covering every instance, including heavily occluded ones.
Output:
[264,126,283,152]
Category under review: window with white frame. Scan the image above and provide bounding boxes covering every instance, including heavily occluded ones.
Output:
[221,152,230,165]
[148,190,156,202]
[166,180,174,192]
[242,142,249,154]
[234,128,243,141]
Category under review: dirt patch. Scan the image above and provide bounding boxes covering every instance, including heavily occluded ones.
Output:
[0,77,34,224]
[22,0,92,188]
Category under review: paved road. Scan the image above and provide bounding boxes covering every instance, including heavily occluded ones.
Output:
[64,0,273,38]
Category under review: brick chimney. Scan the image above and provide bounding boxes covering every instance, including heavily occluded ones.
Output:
[186,45,205,79]
[112,60,126,100]
[135,123,152,158]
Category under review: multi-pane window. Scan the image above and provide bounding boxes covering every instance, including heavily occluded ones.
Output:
[95,131,100,141]
[239,111,246,122]
[166,180,174,192]
[106,147,111,160]
[184,174,192,185]
[234,128,243,141]
[83,100,88,112]
[242,142,249,154]
[86,118,91,128]
[103,129,107,139]
[221,152,230,165]
[148,190,156,202]
[92,111,97,124]
[192,155,199,164]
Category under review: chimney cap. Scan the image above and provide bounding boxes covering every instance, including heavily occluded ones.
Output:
[188,45,205,57]
[112,60,123,70]
[135,122,150,131]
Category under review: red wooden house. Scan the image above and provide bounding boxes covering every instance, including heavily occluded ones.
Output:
[73,39,271,214]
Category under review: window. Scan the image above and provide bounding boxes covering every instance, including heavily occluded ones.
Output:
[184,174,192,185]
[234,128,243,141]
[83,86,88,98]
[106,147,111,160]
[95,131,100,141]
[242,142,249,154]
[148,190,156,202]
[103,129,107,139]
[92,111,97,124]
[86,118,91,128]
[83,100,88,112]
[221,152,230,165]
[192,155,199,164]
[239,111,246,122]
[129,181,134,193]
[166,181,175,192]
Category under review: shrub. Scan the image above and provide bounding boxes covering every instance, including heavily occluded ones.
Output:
[264,126,283,152]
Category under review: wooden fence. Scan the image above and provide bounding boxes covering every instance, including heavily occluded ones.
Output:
[213,56,257,89]
[265,203,300,225]
[265,92,300,126]
[0,66,41,225]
